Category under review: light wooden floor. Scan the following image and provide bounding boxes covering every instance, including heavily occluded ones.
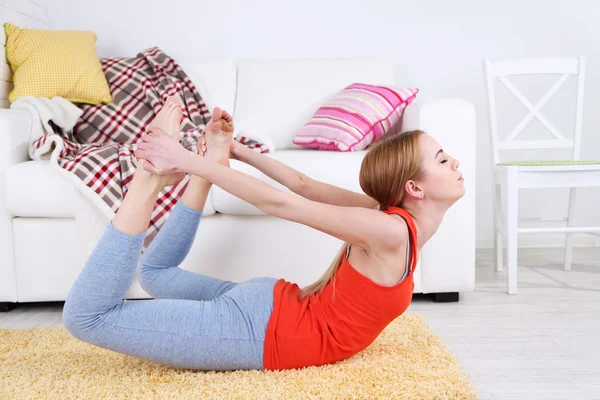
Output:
[1,247,599,400]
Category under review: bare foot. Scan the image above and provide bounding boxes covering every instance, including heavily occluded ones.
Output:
[198,107,234,167]
[137,96,187,188]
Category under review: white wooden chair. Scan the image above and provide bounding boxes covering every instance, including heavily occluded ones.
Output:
[483,56,600,294]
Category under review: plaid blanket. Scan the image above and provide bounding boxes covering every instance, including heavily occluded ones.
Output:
[30,47,269,250]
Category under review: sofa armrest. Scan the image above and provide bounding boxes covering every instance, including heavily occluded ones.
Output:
[402,99,477,293]
[0,109,33,302]
[401,98,475,144]
[0,109,32,169]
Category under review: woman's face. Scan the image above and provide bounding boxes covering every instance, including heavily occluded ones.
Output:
[413,134,465,203]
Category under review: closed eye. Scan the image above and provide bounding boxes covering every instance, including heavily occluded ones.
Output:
[436,149,448,164]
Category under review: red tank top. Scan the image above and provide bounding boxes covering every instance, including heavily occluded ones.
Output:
[262,206,418,371]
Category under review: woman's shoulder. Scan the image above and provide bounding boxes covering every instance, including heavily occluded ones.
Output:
[382,206,411,218]
[380,207,417,247]
[382,207,415,228]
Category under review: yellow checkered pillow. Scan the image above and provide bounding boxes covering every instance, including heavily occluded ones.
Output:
[4,23,112,104]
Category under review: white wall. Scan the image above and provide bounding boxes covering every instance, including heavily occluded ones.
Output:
[0,0,49,108]
[47,0,600,249]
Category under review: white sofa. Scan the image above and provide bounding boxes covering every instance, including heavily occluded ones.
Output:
[0,57,476,311]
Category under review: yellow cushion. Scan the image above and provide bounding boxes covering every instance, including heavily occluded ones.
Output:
[4,23,112,104]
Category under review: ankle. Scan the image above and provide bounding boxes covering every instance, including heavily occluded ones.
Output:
[133,165,164,194]
[189,174,212,190]
[128,179,162,203]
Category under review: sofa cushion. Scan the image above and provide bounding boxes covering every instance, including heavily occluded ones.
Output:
[4,23,111,104]
[5,161,76,217]
[234,58,396,151]
[293,83,419,151]
[4,161,216,217]
[211,149,368,215]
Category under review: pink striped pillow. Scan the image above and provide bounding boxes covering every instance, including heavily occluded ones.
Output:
[293,83,418,151]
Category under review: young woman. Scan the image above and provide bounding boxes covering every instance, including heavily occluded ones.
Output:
[63,96,465,372]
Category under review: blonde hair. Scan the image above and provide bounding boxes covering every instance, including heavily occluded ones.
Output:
[298,128,426,301]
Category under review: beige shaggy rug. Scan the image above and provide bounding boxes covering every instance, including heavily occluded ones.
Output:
[0,313,478,399]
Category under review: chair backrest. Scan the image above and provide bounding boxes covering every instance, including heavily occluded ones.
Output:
[483,56,586,164]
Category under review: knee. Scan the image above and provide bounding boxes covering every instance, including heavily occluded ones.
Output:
[62,304,90,341]
[138,261,163,284]
[62,289,80,332]
[137,265,159,296]
[138,260,152,279]
[62,295,101,341]
[138,263,181,298]
[62,309,82,338]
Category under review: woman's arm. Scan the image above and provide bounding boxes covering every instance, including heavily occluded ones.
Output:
[136,129,404,251]
[232,141,379,209]
[180,150,404,252]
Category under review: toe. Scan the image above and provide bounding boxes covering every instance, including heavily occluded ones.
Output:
[212,107,223,121]
[165,97,179,112]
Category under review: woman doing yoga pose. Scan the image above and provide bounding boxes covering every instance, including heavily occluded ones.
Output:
[62,96,465,371]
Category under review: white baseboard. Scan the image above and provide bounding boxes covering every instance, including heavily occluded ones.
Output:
[476,234,600,249]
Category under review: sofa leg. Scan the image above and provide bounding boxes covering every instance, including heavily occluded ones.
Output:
[0,302,17,312]
[432,292,459,303]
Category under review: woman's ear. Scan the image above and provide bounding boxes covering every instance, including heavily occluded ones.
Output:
[404,179,424,201]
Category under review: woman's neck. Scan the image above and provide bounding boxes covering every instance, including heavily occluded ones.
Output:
[400,199,449,249]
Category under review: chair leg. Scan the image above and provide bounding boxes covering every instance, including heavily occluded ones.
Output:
[564,188,577,271]
[495,232,504,272]
[493,182,504,272]
[506,169,519,295]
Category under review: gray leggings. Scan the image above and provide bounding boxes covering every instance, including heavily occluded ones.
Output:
[62,199,277,371]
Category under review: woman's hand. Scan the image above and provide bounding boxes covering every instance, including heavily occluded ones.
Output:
[197,132,244,161]
[135,127,192,175]
[197,132,207,156]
